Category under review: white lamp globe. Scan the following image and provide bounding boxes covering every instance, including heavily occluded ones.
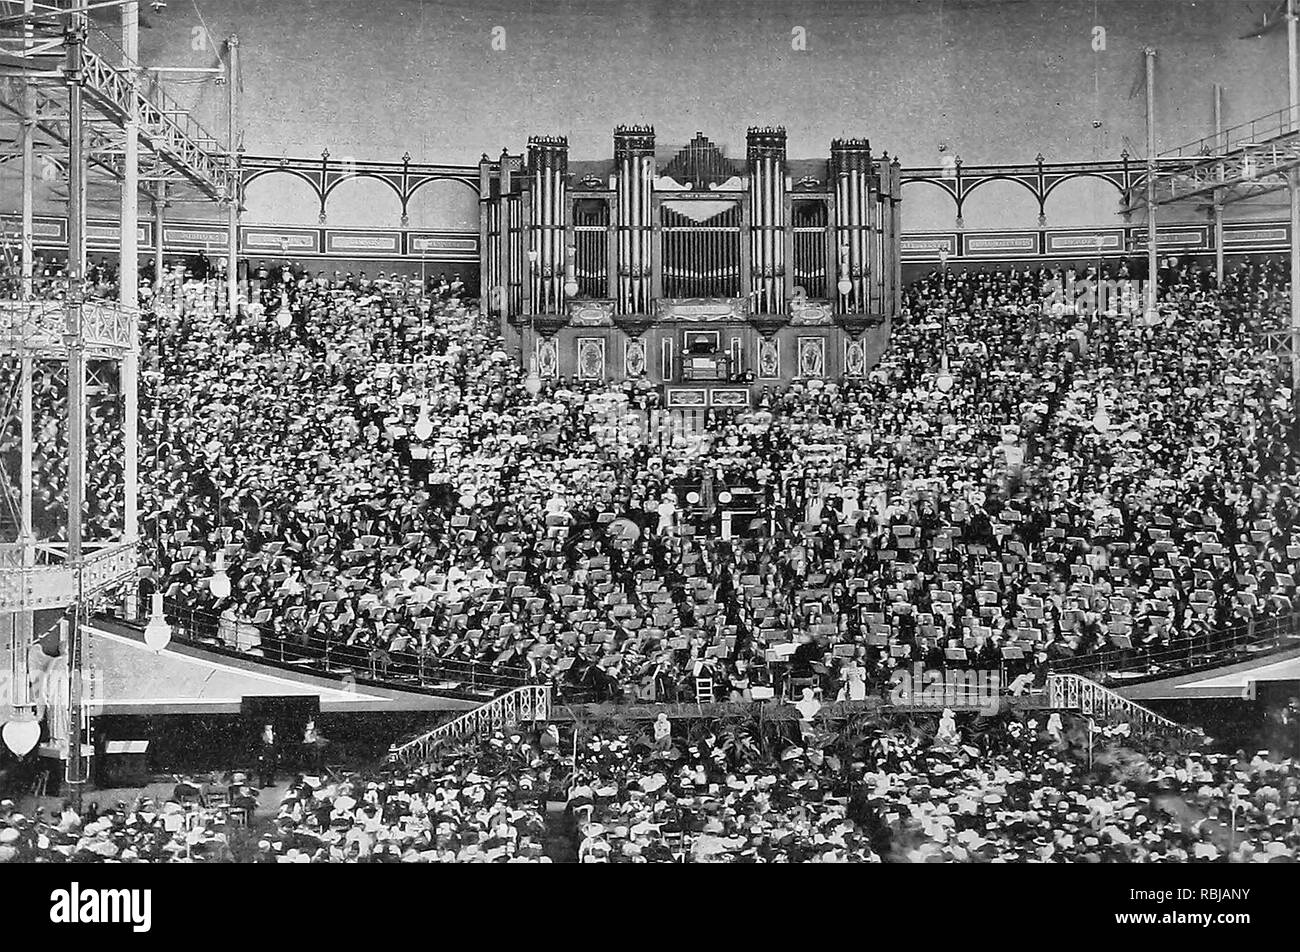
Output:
[936,372,954,393]
[837,277,853,296]
[144,592,173,652]
[2,716,40,757]
[276,310,292,329]
[564,278,580,297]
[210,550,232,599]
[524,373,542,397]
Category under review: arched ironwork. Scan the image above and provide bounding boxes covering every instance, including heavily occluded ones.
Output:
[901,153,1136,227]
[240,152,484,228]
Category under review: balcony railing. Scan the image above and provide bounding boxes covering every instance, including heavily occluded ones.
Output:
[159,599,531,700]
[1047,611,1300,685]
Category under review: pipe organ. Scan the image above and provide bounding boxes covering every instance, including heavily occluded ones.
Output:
[481,125,901,398]
[748,127,786,315]
[528,136,568,315]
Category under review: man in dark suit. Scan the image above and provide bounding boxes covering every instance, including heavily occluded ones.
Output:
[257,723,278,788]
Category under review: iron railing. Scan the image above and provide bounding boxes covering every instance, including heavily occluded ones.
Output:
[1047,673,1201,738]
[1047,611,1300,683]
[387,684,551,764]
[160,598,530,698]
[1159,105,1300,161]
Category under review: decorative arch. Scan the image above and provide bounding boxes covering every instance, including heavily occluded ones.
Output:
[900,179,959,231]
[322,171,404,204]
[242,169,324,225]
[958,177,1043,232]
[1041,174,1125,228]
[407,174,479,197]
[1041,170,1126,202]
[405,178,480,231]
[956,174,1043,223]
[323,174,405,227]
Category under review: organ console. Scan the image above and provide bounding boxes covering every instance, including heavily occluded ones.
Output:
[480,126,902,402]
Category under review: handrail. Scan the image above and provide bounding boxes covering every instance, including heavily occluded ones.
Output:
[160,598,530,695]
[388,684,551,764]
[1048,611,1300,682]
[1159,104,1300,161]
[1047,673,1201,738]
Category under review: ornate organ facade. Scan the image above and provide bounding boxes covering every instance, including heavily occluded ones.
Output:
[480,126,901,404]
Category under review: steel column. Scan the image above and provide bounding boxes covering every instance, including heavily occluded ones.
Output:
[1145,47,1158,317]
[64,3,89,799]
[119,3,139,544]
[1213,83,1225,283]
[226,34,240,315]
[1290,169,1300,389]
[19,0,35,298]
[153,181,165,295]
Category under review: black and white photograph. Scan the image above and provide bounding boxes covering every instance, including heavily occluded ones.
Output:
[0,0,1297,925]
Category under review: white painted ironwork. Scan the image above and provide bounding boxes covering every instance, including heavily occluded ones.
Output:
[388,685,552,765]
[0,541,136,611]
[0,299,137,357]
[1122,106,1300,213]
[0,15,235,201]
[1047,673,1201,738]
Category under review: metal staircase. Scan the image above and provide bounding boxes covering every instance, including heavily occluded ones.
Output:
[1047,673,1202,739]
[388,684,551,765]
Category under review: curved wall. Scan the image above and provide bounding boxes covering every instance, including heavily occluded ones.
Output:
[132,0,1284,170]
[1,2,1290,240]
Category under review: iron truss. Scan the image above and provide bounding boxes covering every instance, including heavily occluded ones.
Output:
[1261,328,1294,359]
[1122,106,1300,213]
[0,299,136,358]
[0,20,234,203]
[0,541,137,611]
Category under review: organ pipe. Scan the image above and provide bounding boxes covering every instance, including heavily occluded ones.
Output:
[617,160,627,311]
[641,153,653,309]
[526,136,569,315]
[747,127,787,313]
[832,137,875,315]
[490,126,900,337]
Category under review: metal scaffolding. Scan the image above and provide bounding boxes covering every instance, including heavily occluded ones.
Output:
[0,1,239,798]
[1123,3,1300,389]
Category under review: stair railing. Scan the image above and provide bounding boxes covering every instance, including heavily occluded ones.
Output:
[388,684,551,765]
[1047,673,1202,738]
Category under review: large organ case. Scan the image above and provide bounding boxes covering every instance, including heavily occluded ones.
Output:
[481,126,901,391]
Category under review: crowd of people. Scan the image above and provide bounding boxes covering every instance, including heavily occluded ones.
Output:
[3,254,1298,708]
[127,255,1299,708]
[257,735,557,862]
[567,711,1300,863]
[4,711,1298,863]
